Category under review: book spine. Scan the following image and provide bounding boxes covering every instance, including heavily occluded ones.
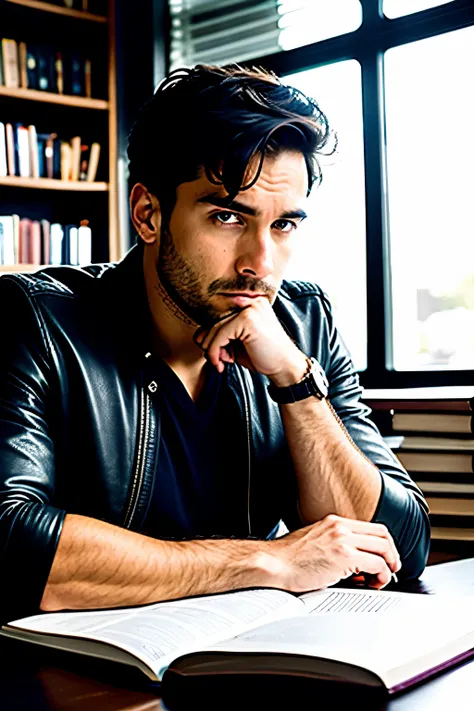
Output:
[78,222,92,264]
[30,221,42,264]
[16,124,30,177]
[28,125,39,179]
[0,216,15,265]
[2,39,20,88]
[19,41,28,89]
[18,218,31,263]
[12,214,20,263]
[26,45,38,89]
[70,136,81,181]
[55,51,64,95]
[50,223,64,265]
[86,142,100,181]
[60,142,72,181]
[5,123,16,176]
[0,123,7,177]
[40,219,51,265]
[85,58,92,98]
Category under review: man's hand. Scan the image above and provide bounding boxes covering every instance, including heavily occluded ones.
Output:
[268,514,401,591]
[195,297,307,386]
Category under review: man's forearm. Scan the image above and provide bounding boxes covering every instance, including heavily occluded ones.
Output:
[40,514,281,612]
[280,397,382,523]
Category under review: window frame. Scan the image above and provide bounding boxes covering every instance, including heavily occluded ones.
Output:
[158,0,474,388]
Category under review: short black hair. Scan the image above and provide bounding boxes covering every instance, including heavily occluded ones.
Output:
[127,64,335,221]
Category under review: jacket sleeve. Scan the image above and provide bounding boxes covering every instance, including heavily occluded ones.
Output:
[315,291,430,580]
[0,276,66,624]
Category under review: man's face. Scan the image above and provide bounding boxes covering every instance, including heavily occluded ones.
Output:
[156,150,308,328]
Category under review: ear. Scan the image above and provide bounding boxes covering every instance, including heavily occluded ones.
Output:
[130,183,161,245]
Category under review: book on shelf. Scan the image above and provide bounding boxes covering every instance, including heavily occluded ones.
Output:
[0,122,6,176]
[417,481,474,496]
[362,387,474,412]
[0,125,100,181]
[391,411,474,436]
[26,46,37,89]
[50,222,64,265]
[1,588,474,699]
[18,41,27,89]
[86,141,100,181]
[55,51,64,95]
[1,39,19,88]
[70,135,81,181]
[15,123,30,177]
[396,450,474,474]
[386,436,474,452]
[40,219,50,265]
[0,214,92,267]
[431,526,474,542]
[27,125,39,178]
[0,216,16,265]
[1,38,93,99]
[60,141,72,180]
[426,497,474,517]
[5,122,15,176]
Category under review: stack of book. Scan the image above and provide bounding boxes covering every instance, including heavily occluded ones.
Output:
[0,121,100,181]
[362,387,474,554]
[0,215,92,267]
[0,37,92,97]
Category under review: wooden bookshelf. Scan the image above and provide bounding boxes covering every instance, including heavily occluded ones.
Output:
[0,176,108,190]
[5,0,107,23]
[0,86,108,109]
[0,264,41,273]
[1,0,120,263]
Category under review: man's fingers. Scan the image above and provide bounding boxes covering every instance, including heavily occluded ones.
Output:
[350,533,401,573]
[350,551,392,589]
[325,516,400,568]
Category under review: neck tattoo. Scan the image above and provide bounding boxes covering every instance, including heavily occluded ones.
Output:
[153,280,197,328]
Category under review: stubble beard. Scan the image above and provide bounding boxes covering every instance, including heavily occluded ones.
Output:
[155,225,276,329]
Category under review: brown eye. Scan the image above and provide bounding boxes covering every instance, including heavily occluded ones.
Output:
[214,211,241,225]
[273,219,297,233]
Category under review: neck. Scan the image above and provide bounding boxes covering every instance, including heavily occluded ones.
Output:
[143,248,205,368]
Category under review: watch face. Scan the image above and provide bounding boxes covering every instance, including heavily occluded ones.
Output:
[310,361,329,398]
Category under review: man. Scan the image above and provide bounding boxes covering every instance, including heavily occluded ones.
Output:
[0,65,430,623]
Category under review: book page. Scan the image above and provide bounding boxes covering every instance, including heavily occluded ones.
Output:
[201,589,474,688]
[5,588,304,680]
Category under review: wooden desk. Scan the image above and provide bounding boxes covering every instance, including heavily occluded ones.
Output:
[1,558,473,711]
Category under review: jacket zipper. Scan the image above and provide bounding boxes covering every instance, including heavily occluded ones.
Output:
[235,365,252,537]
[124,387,151,528]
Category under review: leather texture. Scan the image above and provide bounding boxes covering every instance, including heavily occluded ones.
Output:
[0,246,430,623]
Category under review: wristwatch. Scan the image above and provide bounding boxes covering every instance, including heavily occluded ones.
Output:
[268,357,329,404]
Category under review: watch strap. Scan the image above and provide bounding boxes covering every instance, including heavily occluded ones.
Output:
[268,357,328,404]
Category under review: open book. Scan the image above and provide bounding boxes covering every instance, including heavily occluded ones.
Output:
[1,587,474,697]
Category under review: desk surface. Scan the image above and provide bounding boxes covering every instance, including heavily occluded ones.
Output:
[1,558,474,711]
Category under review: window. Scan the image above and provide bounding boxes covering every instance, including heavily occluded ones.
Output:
[168,0,362,70]
[284,61,367,371]
[160,0,474,384]
[385,26,474,370]
[384,0,455,19]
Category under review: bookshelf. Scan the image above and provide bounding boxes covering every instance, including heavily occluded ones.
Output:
[1,0,120,266]
[0,176,109,190]
[6,0,108,23]
[0,85,109,109]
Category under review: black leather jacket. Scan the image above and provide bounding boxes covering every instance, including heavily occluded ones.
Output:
[0,246,430,623]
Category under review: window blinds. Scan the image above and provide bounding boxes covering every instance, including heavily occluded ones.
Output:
[168,0,363,71]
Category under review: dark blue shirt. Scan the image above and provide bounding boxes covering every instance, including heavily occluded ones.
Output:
[142,358,250,540]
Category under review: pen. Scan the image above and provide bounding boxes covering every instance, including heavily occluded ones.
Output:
[392,572,398,584]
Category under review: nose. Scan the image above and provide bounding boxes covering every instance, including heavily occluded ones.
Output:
[235,229,273,280]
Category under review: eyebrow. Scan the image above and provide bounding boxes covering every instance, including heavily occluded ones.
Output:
[196,193,307,221]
